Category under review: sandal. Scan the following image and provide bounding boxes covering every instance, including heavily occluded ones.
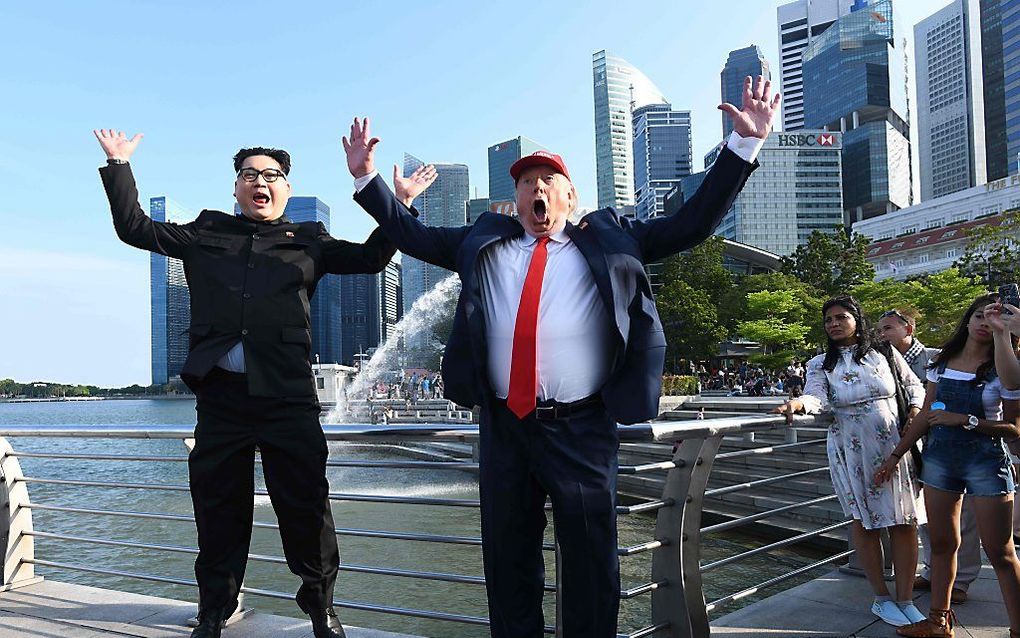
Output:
[896,608,956,637]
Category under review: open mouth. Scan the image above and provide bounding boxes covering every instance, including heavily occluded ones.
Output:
[532,200,548,223]
[252,192,271,205]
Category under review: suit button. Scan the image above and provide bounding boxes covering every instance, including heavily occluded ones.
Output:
[241,329,248,336]
[247,262,255,269]
[243,293,251,299]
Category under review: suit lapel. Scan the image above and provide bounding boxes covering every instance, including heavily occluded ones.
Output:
[564,221,624,342]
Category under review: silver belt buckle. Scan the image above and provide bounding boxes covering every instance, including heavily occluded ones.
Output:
[534,405,557,420]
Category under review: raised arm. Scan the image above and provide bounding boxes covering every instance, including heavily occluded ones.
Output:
[318,224,397,275]
[625,76,780,263]
[94,129,195,258]
[343,117,467,271]
[986,302,1020,390]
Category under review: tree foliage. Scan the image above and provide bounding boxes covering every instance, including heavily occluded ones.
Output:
[781,227,875,297]
[955,211,1020,287]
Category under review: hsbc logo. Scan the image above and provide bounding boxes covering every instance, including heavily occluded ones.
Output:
[777,133,839,148]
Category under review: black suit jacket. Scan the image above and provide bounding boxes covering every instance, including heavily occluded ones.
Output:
[354,147,757,424]
[101,163,397,397]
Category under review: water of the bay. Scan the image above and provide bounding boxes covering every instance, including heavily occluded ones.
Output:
[0,400,832,637]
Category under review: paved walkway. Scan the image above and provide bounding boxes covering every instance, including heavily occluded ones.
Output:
[712,563,1011,637]
[0,580,417,638]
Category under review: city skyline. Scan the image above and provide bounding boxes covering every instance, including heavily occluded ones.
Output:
[0,0,946,386]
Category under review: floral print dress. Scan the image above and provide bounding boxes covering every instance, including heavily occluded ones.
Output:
[801,347,927,530]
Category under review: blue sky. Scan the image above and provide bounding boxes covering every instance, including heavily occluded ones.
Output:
[0,0,935,387]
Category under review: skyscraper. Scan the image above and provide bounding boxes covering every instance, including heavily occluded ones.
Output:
[721,45,771,138]
[632,104,692,220]
[339,272,379,365]
[980,0,1007,181]
[915,0,988,200]
[592,49,668,209]
[149,197,193,386]
[679,131,844,256]
[467,197,490,223]
[1002,0,1020,174]
[801,0,912,224]
[776,0,855,131]
[487,136,546,211]
[282,197,342,364]
[379,260,401,346]
[401,153,469,313]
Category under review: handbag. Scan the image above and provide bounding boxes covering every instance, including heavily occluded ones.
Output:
[883,347,924,474]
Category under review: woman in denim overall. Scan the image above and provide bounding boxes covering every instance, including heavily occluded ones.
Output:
[878,294,1020,637]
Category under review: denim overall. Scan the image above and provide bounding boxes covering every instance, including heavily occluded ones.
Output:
[921,365,1016,495]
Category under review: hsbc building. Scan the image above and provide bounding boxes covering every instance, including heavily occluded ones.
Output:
[673,129,844,256]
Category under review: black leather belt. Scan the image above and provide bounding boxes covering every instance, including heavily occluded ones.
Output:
[533,394,602,420]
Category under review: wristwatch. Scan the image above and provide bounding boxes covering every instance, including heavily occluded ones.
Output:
[964,414,979,430]
[107,158,128,165]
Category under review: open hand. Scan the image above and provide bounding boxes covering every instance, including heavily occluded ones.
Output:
[873,456,899,484]
[93,129,143,162]
[341,117,380,179]
[772,399,804,424]
[394,163,437,207]
[718,75,781,140]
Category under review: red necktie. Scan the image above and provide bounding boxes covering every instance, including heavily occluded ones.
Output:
[507,237,550,419]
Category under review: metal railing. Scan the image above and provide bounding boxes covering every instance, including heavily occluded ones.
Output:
[0,411,844,638]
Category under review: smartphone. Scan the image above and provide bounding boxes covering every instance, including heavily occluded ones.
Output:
[999,283,1020,314]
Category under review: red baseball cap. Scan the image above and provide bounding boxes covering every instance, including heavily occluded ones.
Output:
[510,150,571,183]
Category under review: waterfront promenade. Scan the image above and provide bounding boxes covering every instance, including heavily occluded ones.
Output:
[0,564,1009,637]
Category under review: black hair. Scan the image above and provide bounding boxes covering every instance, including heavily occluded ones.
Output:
[821,294,879,372]
[930,292,1017,381]
[233,147,291,175]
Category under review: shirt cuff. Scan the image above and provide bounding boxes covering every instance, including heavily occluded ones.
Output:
[725,131,766,163]
[354,170,378,193]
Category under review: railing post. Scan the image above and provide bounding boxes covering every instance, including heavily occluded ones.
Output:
[650,436,711,637]
[554,538,563,638]
[0,437,43,591]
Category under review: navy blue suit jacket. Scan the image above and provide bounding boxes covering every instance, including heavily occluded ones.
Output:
[354,147,757,424]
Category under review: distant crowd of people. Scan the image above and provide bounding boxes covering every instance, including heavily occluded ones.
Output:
[693,360,805,397]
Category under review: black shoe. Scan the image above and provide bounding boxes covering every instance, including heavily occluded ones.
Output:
[190,607,227,638]
[309,606,347,638]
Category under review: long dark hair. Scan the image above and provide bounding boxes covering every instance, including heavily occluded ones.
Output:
[821,295,881,372]
[930,293,1017,380]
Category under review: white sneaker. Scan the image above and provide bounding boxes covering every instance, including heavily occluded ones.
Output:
[872,600,911,626]
[897,602,927,624]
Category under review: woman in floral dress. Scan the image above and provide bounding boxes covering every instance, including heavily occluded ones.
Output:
[776,295,927,627]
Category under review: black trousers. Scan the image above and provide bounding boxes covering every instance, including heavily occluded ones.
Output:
[479,397,620,638]
[189,368,339,614]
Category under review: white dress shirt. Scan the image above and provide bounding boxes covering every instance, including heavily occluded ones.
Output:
[353,131,765,401]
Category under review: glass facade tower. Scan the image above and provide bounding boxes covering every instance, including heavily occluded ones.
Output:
[1002,0,1020,174]
[592,49,668,209]
[801,0,912,224]
[776,0,855,131]
[487,136,546,209]
[283,197,341,364]
[149,197,193,386]
[721,45,771,138]
[632,104,693,220]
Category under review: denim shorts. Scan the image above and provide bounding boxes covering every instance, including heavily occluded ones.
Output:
[921,432,1017,496]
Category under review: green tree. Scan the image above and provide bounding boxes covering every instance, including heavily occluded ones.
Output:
[657,279,728,369]
[658,235,734,306]
[781,227,875,297]
[737,289,813,369]
[955,210,1020,286]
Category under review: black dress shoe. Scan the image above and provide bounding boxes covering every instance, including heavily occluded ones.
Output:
[309,606,347,638]
[190,607,227,638]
